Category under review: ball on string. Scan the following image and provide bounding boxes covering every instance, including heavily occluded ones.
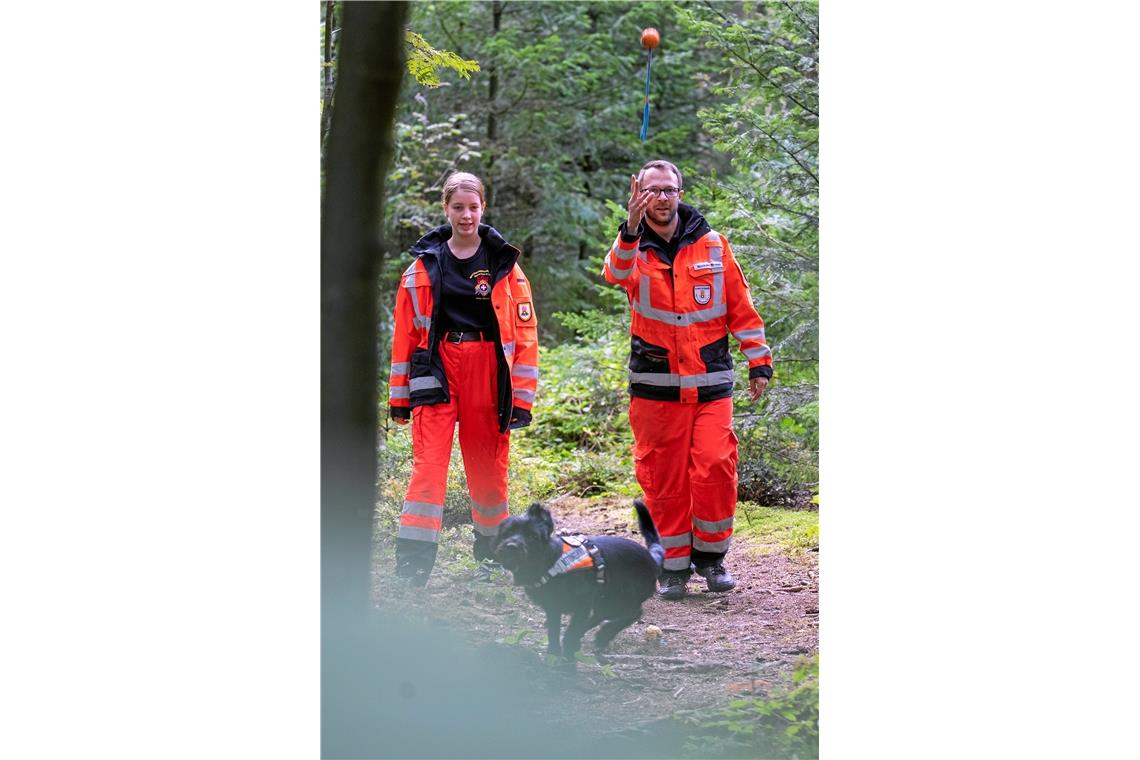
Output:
[640,27,660,49]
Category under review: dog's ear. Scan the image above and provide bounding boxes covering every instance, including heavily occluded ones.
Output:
[526,502,554,537]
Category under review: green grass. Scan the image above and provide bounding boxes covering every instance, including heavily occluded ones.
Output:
[733,501,819,555]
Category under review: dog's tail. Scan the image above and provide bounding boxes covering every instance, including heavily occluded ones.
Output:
[634,499,664,577]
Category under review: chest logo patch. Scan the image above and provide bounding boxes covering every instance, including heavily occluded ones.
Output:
[693,285,712,305]
[471,270,491,299]
[517,301,533,321]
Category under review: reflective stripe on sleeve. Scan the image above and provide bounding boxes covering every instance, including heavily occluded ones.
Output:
[390,386,410,400]
[733,328,766,343]
[743,345,772,360]
[403,264,431,331]
[608,260,636,280]
[611,243,637,261]
[512,388,535,404]
[390,362,410,376]
[511,364,539,379]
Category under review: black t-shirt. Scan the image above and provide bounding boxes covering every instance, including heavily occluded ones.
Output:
[437,243,497,334]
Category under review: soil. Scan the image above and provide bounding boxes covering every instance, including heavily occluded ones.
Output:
[369,495,818,755]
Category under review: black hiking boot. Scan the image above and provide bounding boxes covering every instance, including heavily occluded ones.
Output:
[473,533,495,562]
[395,538,438,587]
[657,571,689,600]
[694,561,737,592]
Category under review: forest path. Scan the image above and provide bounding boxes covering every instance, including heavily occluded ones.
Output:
[370,495,818,752]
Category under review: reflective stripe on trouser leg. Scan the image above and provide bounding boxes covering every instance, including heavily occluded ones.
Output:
[689,397,738,556]
[446,339,512,537]
[398,500,445,543]
[400,397,459,544]
[630,396,696,572]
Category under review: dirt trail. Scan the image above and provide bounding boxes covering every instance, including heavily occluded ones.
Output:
[370,495,818,749]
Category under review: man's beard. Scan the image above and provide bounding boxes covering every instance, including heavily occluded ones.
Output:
[647,206,676,226]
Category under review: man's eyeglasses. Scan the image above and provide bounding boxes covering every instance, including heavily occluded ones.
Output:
[641,186,681,198]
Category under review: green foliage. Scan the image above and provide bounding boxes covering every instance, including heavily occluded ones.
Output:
[405,30,481,87]
[677,656,819,759]
[678,1,819,493]
[733,502,819,555]
[386,1,738,337]
[364,1,818,502]
[510,314,638,497]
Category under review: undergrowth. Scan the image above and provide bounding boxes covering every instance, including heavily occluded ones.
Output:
[675,656,819,759]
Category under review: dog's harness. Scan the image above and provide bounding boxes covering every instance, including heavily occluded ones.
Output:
[527,534,605,589]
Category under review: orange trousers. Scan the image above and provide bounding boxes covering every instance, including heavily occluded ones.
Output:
[630,396,738,572]
[397,340,510,544]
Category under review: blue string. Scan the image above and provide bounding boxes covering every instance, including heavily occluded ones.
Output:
[640,48,653,141]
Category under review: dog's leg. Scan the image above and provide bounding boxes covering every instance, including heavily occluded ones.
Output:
[592,612,641,659]
[545,611,563,658]
[561,610,602,663]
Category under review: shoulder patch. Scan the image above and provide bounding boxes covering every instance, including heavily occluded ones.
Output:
[517,301,533,321]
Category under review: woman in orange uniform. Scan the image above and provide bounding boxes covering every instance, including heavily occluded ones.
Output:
[388,172,539,586]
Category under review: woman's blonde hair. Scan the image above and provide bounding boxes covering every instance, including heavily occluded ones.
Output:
[441,172,487,206]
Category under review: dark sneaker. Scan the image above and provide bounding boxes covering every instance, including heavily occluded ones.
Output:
[695,562,737,592]
[658,572,689,600]
[473,558,503,582]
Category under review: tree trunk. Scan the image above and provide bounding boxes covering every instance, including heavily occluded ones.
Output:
[320,1,336,149]
[487,0,502,143]
[321,0,407,641]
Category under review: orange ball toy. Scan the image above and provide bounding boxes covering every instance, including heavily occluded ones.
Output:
[640,27,660,49]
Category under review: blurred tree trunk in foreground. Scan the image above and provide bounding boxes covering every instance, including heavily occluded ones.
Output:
[321,0,407,642]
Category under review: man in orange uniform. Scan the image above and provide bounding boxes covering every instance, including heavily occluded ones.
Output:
[388,173,539,584]
[603,160,772,599]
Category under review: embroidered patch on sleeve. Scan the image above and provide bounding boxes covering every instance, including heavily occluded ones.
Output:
[517,302,533,321]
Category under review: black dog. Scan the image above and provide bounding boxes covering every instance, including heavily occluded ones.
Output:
[491,500,664,663]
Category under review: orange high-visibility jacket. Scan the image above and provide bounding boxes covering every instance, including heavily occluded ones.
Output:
[602,208,772,403]
[389,224,539,432]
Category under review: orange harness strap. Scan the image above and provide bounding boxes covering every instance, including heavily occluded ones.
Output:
[527,535,606,588]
